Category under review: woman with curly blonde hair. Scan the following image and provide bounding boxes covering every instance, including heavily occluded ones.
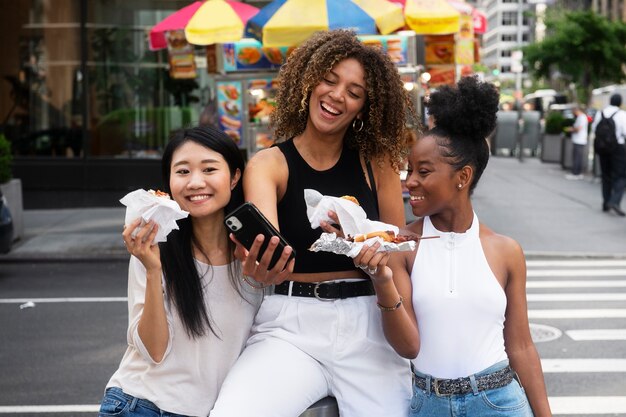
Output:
[210,29,418,417]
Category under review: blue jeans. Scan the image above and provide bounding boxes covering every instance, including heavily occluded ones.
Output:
[98,387,188,417]
[409,361,534,417]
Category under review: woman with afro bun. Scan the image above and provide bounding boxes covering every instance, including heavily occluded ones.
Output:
[210,30,418,417]
[348,76,553,417]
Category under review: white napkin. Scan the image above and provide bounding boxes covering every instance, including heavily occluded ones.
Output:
[120,189,189,245]
[304,189,415,257]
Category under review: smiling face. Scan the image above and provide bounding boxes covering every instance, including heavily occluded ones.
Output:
[405,135,465,218]
[169,141,240,219]
[307,58,366,138]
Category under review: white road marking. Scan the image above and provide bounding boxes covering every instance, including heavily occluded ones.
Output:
[549,396,626,415]
[527,259,626,268]
[542,358,626,372]
[529,309,626,319]
[528,269,626,277]
[527,280,626,288]
[527,293,626,301]
[0,297,127,303]
[2,397,625,415]
[0,405,100,413]
[566,329,626,341]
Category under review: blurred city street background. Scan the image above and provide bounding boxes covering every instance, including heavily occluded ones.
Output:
[1,0,626,415]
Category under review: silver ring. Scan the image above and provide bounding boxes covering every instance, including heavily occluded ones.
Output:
[367,266,378,275]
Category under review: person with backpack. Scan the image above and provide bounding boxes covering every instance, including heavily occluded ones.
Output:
[592,93,626,216]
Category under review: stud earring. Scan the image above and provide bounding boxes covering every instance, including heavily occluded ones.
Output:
[457,184,463,189]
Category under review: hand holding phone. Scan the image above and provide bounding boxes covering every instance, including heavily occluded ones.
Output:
[224,202,296,270]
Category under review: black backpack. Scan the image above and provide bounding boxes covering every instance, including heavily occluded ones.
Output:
[594,111,618,155]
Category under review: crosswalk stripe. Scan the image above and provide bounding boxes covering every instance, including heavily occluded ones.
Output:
[527,259,626,268]
[529,309,626,318]
[549,396,626,415]
[528,269,626,277]
[542,358,626,372]
[0,405,100,413]
[566,329,626,341]
[528,293,626,301]
[3,399,625,415]
[527,280,626,288]
[0,297,127,304]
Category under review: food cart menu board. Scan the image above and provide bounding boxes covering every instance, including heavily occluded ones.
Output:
[217,80,244,148]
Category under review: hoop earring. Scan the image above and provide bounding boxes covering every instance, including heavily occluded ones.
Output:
[352,118,364,132]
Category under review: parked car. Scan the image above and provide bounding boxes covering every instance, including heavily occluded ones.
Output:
[0,190,14,253]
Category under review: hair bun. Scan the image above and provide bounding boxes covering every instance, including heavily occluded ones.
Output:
[427,76,499,142]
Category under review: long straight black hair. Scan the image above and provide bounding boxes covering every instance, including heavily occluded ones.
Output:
[159,125,245,339]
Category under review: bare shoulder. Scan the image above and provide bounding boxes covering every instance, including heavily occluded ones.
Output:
[479,223,523,257]
[247,146,285,170]
[479,223,525,285]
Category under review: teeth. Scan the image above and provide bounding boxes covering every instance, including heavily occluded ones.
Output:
[321,102,341,115]
[189,195,209,201]
[410,195,424,201]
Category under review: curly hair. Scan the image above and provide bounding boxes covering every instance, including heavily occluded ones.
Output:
[270,29,418,171]
[425,76,499,193]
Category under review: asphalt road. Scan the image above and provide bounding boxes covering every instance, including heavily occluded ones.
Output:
[1,259,625,416]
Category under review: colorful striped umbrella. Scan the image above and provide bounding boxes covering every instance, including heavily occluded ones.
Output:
[149,0,259,51]
[350,0,405,35]
[244,0,382,48]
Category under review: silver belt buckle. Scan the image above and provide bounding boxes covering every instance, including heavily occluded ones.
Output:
[433,379,447,396]
[313,283,333,301]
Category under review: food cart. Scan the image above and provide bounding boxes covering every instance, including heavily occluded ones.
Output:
[208,32,421,159]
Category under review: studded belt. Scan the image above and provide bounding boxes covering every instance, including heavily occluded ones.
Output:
[273,279,375,300]
[412,365,515,396]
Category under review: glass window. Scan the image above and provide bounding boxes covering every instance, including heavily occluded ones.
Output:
[87,0,199,158]
[0,0,207,159]
[0,0,83,157]
[502,11,517,25]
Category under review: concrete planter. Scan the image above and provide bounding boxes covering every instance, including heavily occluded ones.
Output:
[541,134,563,163]
[0,178,24,241]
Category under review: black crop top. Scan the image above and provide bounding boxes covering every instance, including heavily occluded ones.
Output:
[276,139,379,273]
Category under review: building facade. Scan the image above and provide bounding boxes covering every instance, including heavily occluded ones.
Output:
[0,0,218,208]
[479,0,534,83]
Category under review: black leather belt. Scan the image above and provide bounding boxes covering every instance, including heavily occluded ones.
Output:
[274,279,375,300]
[412,365,515,396]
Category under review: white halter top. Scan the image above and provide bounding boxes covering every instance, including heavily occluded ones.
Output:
[410,213,508,379]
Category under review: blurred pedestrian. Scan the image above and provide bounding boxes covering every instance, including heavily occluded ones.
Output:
[210,29,418,417]
[592,93,626,216]
[564,105,588,180]
[347,76,552,417]
[99,126,263,417]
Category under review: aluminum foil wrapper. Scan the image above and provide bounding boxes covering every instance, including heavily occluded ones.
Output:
[309,233,416,258]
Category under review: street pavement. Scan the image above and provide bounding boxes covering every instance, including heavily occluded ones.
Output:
[1,155,623,262]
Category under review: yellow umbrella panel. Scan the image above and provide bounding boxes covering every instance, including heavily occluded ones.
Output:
[185,0,249,45]
[404,0,460,35]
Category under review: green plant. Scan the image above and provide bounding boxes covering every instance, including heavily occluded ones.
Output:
[0,133,12,183]
[544,111,565,134]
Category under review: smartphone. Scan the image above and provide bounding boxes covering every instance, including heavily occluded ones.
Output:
[224,202,295,270]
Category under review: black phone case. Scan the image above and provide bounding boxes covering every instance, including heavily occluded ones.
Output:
[224,202,295,270]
